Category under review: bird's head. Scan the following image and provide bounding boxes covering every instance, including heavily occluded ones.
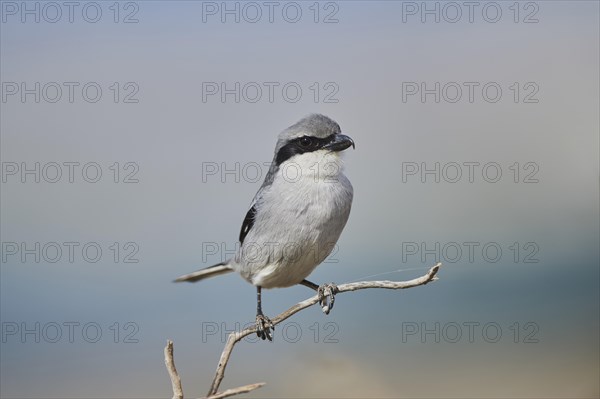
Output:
[274,114,355,166]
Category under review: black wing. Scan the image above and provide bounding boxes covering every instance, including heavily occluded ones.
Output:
[239,205,257,244]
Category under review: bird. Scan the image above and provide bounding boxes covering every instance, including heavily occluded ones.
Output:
[175,114,354,340]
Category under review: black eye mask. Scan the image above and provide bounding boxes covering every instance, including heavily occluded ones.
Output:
[275,134,337,166]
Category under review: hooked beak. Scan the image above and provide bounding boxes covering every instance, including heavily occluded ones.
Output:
[323,134,355,152]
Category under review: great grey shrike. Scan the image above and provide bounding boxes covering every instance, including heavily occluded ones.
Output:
[175,114,354,340]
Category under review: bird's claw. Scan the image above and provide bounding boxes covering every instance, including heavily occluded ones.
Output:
[255,314,274,341]
[318,283,338,315]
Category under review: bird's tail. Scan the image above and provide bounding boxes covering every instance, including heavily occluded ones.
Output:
[174,261,234,283]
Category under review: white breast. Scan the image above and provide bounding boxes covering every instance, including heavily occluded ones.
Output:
[234,150,353,288]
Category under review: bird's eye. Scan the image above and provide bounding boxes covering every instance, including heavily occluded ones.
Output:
[299,136,312,147]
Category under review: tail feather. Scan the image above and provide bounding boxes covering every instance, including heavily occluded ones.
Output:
[174,261,234,283]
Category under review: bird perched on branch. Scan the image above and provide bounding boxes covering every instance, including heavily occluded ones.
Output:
[175,114,354,340]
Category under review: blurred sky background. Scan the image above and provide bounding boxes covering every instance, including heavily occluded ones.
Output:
[1,1,599,398]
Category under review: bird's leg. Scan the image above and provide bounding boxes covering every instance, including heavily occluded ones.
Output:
[255,286,274,341]
[300,279,338,315]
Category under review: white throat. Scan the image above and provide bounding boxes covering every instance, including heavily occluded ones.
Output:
[277,150,345,183]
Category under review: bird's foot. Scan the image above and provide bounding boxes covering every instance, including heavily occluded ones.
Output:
[255,313,274,341]
[318,283,338,315]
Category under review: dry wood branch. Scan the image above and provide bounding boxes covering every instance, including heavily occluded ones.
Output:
[203,382,266,399]
[165,340,184,399]
[206,262,442,396]
[165,339,263,399]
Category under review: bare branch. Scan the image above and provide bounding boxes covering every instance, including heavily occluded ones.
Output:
[206,262,442,396]
[165,340,184,399]
[204,382,266,399]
